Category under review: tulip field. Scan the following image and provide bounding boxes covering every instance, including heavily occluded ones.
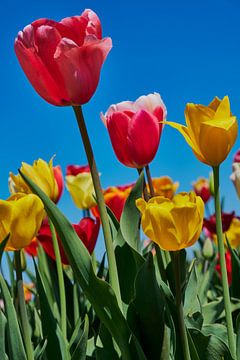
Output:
[1,6,240,360]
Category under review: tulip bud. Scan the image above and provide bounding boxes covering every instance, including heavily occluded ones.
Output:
[202,238,214,260]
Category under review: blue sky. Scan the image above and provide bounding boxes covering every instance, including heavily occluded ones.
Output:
[1,0,240,258]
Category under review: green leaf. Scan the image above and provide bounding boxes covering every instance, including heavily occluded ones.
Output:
[34,260,70,360]
[71,315,89,360]
[33,339,47,360]
[0,234,10,265]
[96,323,120,360]
[227,237,240,299]
[120,172,144,251]
[0,310,7,360]
[184,261,201,317]
[129,253,165,360]
[202,298,224,324]
[20,171,146,360]
[236,313,240,360]
[0,273,26,360]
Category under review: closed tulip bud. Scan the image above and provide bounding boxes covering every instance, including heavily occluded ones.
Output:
[230,163,240,198]
[136,192,204,251]
[202,238,214,260]
[9,158,61,203]
[14,10,112,106]
[101,93,167,168]
[66,165,96,209]
[91,183,133,221]
[166,96,238,166]
[0,193,44,251]
[151,176,179,199]
[192,177,211,203]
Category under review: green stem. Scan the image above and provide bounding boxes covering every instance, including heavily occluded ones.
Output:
[137,168,149,201]
[173,251,191,360]
[145,164,155,197]
[73,280,80,327]
[73,106,122,309]
[15,251,34,360]
[213,166,236,358]
[49,219,67,338]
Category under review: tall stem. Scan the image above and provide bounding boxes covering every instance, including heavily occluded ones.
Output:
[49,219,67,338]
[73,106,122,308]
[15,251,34,360]
[137,168,149,201]
[173,251,191,360]
[145,165,155,197]
[213,166,236,358]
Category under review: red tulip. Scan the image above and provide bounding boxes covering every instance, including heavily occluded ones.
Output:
[66,164,90,176]
[203,211,235,237]
[25,217,100,264]
[91,183,133,221]
[216,250,232,284]
[192,177,211,203]
[14,9,112,106]
[233,149,240,163]
[53,165,64,202]
[101,93,167,168]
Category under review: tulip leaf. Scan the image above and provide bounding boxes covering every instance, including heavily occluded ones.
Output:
[128,253,165,360]
[226,236,240,299]
[0,310,7,360]
[33,259,70,360]
[33,339,48,360]
[120,172,144,251]
[71,315,89,360]
[0,273,26,360]
[0,234,10,265]
[184,262,201,317]
[20,171,147,360]
[236,313,240,360]
[96,323,120,360]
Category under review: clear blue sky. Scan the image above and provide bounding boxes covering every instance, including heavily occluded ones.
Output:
[1,0,240,258]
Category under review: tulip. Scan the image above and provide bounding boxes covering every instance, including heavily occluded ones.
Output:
[216,251,232,284]
[192,177,211,203]
[230,163,240,199]
[225,217,240,249]
[66,164,96,209]
[14,9,112,106]
[37,217,99,264]
[0,193,44,250]
[91,183,133,221]
[136,192,204,251]
[203,211,234,237]
[9,158,62,203]
[23,283,34,303]
[166,96,238,166]
[101,93,167,168]
[233,149,240,163]
[151,176,179,199]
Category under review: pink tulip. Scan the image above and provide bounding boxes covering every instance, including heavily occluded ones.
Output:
[101,93,167,168]
[14,9,112,106]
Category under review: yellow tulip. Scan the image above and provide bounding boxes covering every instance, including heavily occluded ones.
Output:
[66,172,96,209]
[0,193,44,251]
[166,96,238,166]
[136,192,204,251]
[151,176,179,199]
[226,218,240,249]
[9,158,59,202]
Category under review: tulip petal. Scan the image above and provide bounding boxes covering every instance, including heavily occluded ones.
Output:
[213,96,230,120]
[106,112,133,166]
[199,120,238,166]
[15,36,69,106]
[164,121,206,163]
[127,109,160,167]
[54,36,112,105]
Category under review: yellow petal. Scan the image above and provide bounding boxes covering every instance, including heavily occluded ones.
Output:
[135,198,147,214]
[213,96,230,120]
[66,173,96,209]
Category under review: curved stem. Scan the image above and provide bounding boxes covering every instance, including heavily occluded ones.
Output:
[137,168,149,201]
[213,166,236,358]
[15,251,34,360]
[73,106,122,309]
[173,251,191,360]
[145,165,155,197]
[49,219,67,338]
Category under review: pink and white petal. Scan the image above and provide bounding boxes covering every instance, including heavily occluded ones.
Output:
[135,92,167,116]
[14,40,69,105]
[107,112,133,167]
[127,109,160,167]
[54,37,112,105]
[82,9,102,39]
